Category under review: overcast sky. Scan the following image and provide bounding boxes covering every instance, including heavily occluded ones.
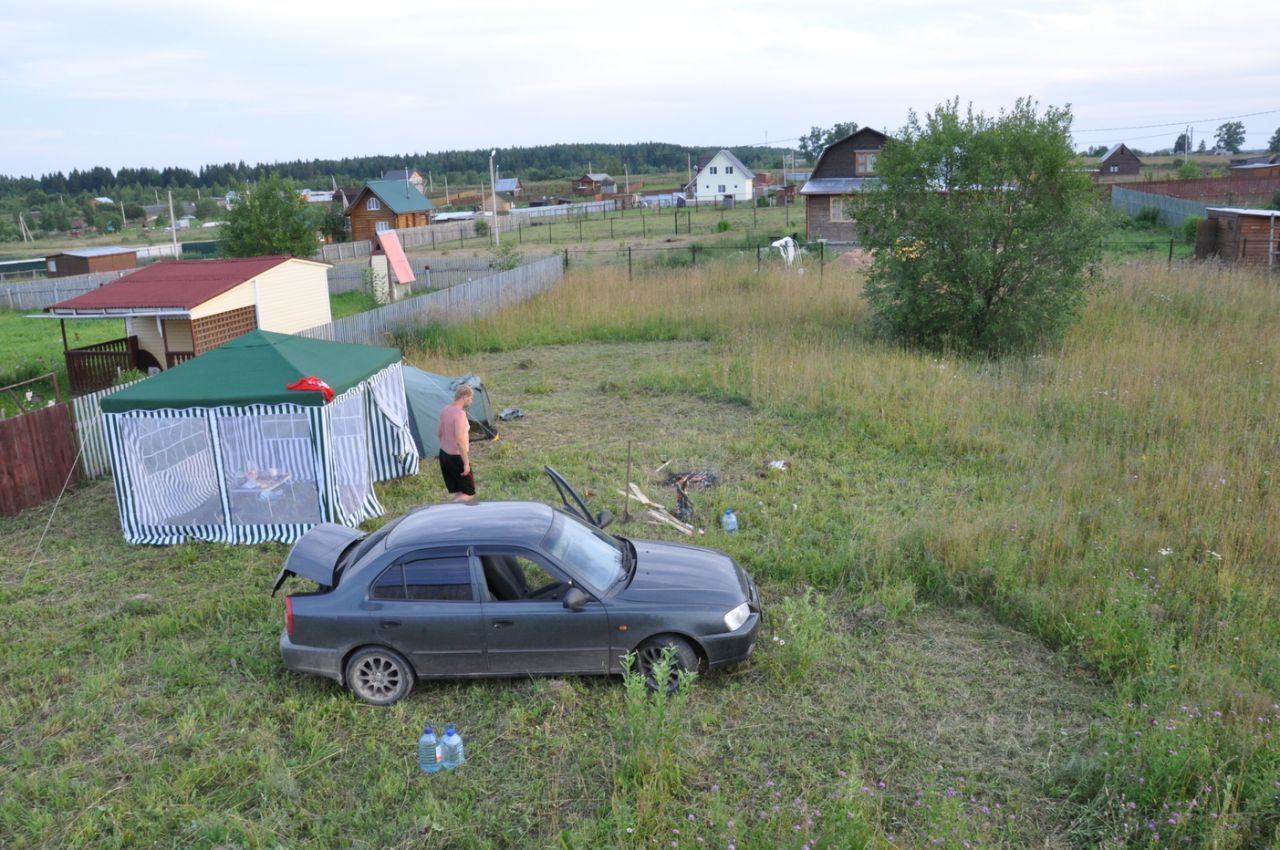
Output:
[3,0,1277,177]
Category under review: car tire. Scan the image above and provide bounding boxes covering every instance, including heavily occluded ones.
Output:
[636,635,700,693]
[345,646,414,706]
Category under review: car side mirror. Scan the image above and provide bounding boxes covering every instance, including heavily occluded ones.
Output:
[563,587,590,610]
[595,509,614,529]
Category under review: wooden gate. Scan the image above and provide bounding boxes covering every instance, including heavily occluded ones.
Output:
[0,402,82,517]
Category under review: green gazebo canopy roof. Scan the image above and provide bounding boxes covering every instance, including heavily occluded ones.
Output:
[101,330,402,412]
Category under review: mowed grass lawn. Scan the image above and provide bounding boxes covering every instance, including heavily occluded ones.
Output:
[3,260,1279,848]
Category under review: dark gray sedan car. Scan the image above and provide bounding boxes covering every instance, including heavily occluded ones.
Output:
[273,473,762,705]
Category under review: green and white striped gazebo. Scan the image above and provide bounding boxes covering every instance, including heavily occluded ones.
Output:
[101,330,419,545]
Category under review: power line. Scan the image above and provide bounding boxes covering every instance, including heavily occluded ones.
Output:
[1074,108,1280,134]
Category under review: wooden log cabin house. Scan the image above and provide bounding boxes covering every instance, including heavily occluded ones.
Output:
[343,179,435,243]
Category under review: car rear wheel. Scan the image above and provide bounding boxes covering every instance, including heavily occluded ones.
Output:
[636,635,699,693]
[345,646,414,706]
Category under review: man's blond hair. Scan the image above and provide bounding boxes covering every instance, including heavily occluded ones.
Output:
[454,384,474,401]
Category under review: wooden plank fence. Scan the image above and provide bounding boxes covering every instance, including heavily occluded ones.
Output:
[0,402,82,517]
[301,255,563,347]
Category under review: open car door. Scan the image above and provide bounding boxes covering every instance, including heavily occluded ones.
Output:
[544,466,613,529]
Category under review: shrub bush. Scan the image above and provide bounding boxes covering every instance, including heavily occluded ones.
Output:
[1134,207,1161,226]
[1182,215,1201,244]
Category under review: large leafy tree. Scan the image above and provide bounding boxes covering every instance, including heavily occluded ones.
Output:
[219,174,319,258]
[798,122,860,163]
[1268,127,1280,153]
[853,98,1106,356]
[1214,121,1245,154]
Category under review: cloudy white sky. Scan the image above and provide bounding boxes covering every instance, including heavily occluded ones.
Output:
[3,0,1277,176]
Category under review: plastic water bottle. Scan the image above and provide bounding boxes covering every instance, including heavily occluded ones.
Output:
[440,724,465,770]
[721,509,738,533]
[418,726,441,774]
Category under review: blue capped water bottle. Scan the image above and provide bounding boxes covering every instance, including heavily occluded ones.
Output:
[441,723,465,770]
[721,509,738,533]
[418,725,441,774]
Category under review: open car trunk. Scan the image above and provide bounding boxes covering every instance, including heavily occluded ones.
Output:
[271,523,365,595]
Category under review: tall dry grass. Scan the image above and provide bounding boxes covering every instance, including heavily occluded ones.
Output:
[412,258,1280,844]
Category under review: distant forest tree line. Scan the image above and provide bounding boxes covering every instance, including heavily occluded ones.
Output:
[2,143,790,202]
[0,141,791,242]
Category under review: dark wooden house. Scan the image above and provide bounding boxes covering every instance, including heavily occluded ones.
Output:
[46,247,137,278]
[799,127,887,243]
[1099,143,1143,177]
[572,173,616,197]
[344,179,435,244]
[1196,207,1279,268]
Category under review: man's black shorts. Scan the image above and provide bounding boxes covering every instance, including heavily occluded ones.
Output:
[438,450,475,496]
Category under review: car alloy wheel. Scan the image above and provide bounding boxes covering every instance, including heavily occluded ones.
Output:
[345,647,413,706]
[636,635,699,694]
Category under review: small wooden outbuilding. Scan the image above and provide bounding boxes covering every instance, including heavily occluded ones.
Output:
[44,255,333,394]
[1195,208,1279,268]
[45,247,137,278]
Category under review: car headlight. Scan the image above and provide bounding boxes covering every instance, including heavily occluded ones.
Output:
[723,602,750,632]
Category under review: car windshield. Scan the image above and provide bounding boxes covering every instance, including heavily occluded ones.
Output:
[543,512,625,592]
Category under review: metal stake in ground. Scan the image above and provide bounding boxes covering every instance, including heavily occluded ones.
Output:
[623,440,633,522]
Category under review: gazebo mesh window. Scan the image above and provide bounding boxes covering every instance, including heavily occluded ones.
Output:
[330,393,372,518]
[217,411,320,526]
[120,415,220,526]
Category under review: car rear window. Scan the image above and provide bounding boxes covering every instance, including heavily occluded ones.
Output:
[371,556,474,601]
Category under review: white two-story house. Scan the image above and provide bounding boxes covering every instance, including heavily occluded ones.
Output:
[685,149,755,205]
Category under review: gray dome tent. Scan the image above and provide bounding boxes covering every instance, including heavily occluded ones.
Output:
[402,366,497,457]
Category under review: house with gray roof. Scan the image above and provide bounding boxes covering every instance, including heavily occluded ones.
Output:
[382,169,426,194]
[1099,143,1142,177]
[572,172,616,197]
[685,149,755,205]
[799,127,887,243]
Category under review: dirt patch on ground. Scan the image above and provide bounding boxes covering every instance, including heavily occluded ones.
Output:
[833,248,873,272]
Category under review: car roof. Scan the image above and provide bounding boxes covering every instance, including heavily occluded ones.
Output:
[384,501,557,549]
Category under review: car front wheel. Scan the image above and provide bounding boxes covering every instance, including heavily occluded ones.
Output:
[345,646,414,706]
[636,635,699,693]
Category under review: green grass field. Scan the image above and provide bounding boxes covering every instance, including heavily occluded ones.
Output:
[0,311,124,415]
[3,258,1279,848]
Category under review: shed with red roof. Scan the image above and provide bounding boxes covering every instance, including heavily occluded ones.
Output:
[44,256,331,394]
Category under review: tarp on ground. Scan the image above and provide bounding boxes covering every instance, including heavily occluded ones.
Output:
[102,329,418,545]
[403,366,496,458]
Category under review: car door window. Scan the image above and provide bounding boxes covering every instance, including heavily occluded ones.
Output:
[480,552,566,601]
[371,555,474,601]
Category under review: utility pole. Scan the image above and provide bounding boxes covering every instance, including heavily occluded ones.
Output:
[489,150,500,248]
[167,190,179,258]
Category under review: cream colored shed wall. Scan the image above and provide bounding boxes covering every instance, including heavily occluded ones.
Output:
[190,280,255,319]
[127,316,167,366]
[163,319,194,351]
[186,259,330,331]
[253,261,331,333]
